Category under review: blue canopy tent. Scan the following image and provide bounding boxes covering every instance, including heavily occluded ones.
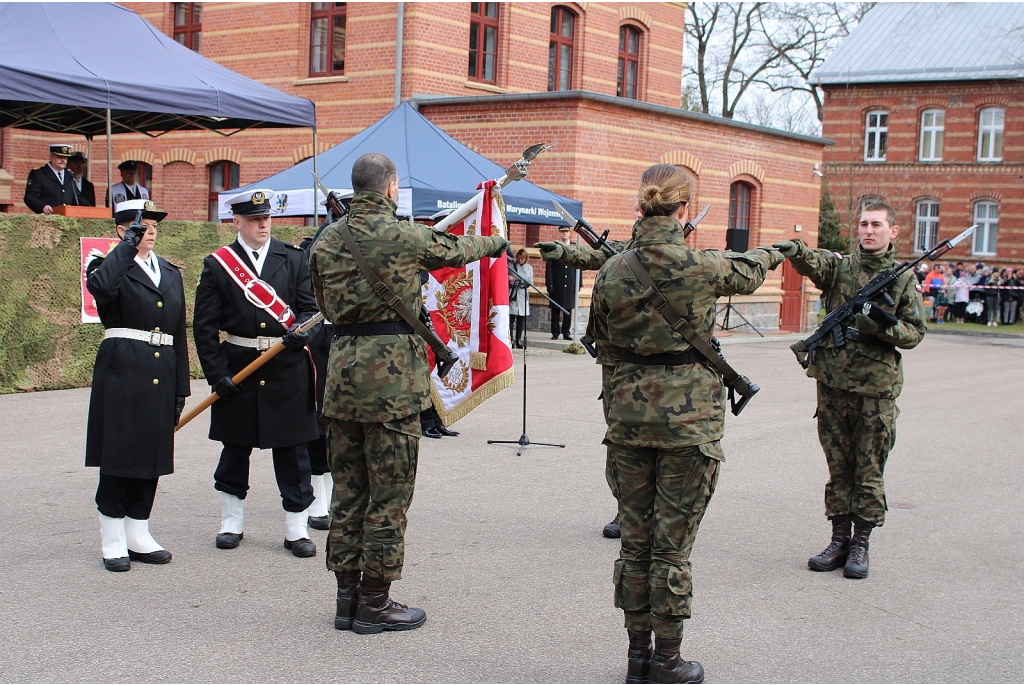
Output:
[220,102,581,226]
[0,2,316,194]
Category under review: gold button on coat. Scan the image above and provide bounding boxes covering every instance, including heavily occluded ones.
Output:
[154,327,160,332]
[259,380,266,386]
[260,322,266,329]
[154,352,160,359]
[152,379,159,385]
[157,301,163,308]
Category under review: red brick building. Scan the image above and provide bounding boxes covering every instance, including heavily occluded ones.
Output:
[0,2,829,330]
[816,2,1024,268]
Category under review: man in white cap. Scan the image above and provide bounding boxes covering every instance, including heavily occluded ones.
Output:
[193,188,321,558]
[24,143,80,214]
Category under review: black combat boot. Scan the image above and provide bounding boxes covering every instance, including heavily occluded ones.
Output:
[352,577,427,634]
[808,515,851,572]
[334,570,362,631]
[648,637,704,684]
[844,518,873,579]
[604,513,621,539]
[626,630,653,684]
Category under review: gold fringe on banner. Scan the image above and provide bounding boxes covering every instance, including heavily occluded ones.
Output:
[469,351,488,370]
[430,366,515,427]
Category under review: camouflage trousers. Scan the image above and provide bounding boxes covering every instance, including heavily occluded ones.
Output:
[607,441,721,640]
[324,414,420,582]
[816,382,898,528]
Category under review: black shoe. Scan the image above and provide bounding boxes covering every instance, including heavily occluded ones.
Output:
[603,513,621,539]
[335,571,362,631]
[627,630,653,684]
[103,557,131,572]
[284,538,317,557]
[308,515,330,531]
[563,335,572,340]
[216,532,243,549]
[352,578,427,634]
[437,425,459,437]
[843,518,873,579]
[551,334,559,340]
[128,549,172,564]
[423,427,443,439]
[808,515,851,572]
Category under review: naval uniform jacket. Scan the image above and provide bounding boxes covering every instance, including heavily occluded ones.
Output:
[75,177,97,206]
[23,164,79,213]
[193,237,319,449]
[85,241,190,478]
[545,257,579,310]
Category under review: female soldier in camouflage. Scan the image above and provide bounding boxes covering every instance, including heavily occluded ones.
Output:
[590,164,783,684]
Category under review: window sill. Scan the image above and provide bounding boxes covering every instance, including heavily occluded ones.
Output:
[294,75,349,86]
[977,159,1003,164]
[864,158,886,163]
[464,80,508,94]
[0,168,13,181]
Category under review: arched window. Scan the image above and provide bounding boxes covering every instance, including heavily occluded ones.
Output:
[617,24,642,99]
[209,160,240,222]
[548,6,576,91]
[919,109,944,162]
[729,182,753,232]
[977,108,1005,162]
[973,201,998,255]
[468,3,499,83]
[864,110,887,162]
[914,199,939,253]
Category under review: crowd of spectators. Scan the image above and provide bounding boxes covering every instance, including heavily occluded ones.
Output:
[918,261,1023,326]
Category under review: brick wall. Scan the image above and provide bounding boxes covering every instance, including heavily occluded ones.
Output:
[822,80,1024,267]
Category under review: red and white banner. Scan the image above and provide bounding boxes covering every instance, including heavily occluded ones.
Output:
[80,237,120,323]
[424,181,514,425]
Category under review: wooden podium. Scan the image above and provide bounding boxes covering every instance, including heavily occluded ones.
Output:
[53,205,111,219]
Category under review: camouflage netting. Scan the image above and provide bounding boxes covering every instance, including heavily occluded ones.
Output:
[0,213,313,393]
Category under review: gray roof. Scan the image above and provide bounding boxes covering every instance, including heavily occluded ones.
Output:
[813,3,1024,85]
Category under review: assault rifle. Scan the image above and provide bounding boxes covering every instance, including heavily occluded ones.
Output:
[790,224,977,368]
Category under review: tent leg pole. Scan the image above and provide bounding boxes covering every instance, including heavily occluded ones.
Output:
[105,109,112,209]
[85,136,92,182]
[312,128,318,226]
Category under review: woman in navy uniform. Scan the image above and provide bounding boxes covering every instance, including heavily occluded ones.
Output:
[192,189,319,557]
[86,199,189,572]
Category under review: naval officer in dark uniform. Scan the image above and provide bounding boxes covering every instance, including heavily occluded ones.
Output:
[193,188,320,557]
[24,143,80,214]
[68,152,96,206]
[86,199,189,572]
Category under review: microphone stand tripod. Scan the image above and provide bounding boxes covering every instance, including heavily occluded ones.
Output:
[488,262,567,456]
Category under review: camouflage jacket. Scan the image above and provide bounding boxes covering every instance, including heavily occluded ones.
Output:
[309,191,505,422]
[787,240,925,398]
[590,215,783,449]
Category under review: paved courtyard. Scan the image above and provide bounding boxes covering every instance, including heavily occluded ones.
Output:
[0,333,1021,683]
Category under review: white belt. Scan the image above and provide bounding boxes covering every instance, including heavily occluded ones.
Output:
[105,328,174,346]
[225,334,282,351]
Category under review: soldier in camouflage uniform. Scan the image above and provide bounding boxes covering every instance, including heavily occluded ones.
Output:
[308,153,508,634]
[774,202,925,579]
[537,229,634,539]
[590,164,784,684]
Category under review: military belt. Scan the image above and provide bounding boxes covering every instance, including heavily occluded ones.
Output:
[104,328,174,346]
[334,322,414,336]
[621,348,703,366]
[225,334,283,351]
[844,327,895,350]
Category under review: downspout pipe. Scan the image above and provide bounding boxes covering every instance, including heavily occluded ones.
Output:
[394,2,405,107]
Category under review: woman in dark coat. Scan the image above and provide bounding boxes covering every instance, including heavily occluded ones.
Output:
[85,199,190,571]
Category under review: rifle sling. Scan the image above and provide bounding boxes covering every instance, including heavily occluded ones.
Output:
[336,218,449,355]
[623,250,743,388]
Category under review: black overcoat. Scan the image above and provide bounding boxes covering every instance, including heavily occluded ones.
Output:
[23,165,80,213]
[193,238,319,449]
[545,258,580,310]
[77,178,97,207]
[85,241,190,478]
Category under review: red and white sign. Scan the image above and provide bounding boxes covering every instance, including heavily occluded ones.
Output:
[80,237,120,323]
[424,181,514,425]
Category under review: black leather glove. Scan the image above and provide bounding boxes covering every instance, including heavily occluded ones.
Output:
[174,396,187,424]
[122,222,147,247]
[489,239,511,259]
[213,375,240,399]
[282,322,309,349]
[862,302,899,328]
[534,241,567,261]
[772,240,799,258]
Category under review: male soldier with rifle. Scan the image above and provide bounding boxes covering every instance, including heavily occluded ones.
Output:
[308,152,507,634]
[774,201,933,579]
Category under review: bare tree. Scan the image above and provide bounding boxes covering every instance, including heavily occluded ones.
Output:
[756,3,875,122]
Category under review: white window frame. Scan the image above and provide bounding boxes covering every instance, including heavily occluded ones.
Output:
[977,108,1005,162]
[972,201,998,255]
[864,110,888,162]
[919,109,944,162]
[914,200,939,253]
